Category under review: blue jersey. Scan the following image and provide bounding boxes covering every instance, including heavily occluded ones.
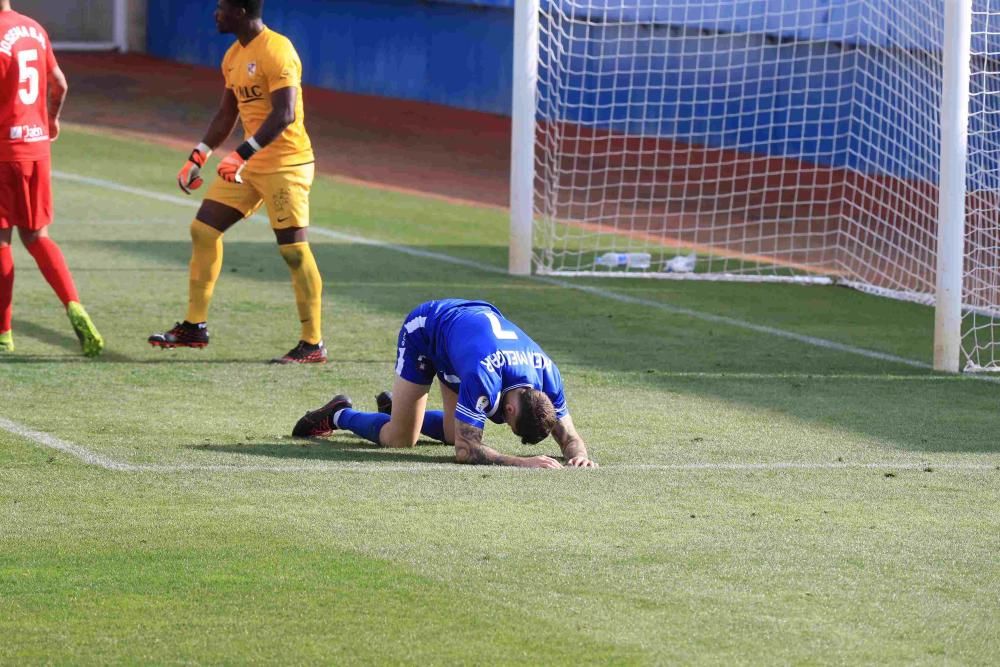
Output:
[394,299,569,429]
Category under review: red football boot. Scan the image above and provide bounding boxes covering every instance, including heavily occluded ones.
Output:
[292,394,353,437]
[271,340,328,364]
[375,391,393,415]
[148,321,209,349]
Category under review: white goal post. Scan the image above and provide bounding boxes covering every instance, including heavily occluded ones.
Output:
[934,0,972,371]
[510,0,1000,373]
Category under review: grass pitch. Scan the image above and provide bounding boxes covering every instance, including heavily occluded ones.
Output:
[1,127,998,664]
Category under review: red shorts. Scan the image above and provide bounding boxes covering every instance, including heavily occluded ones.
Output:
[0,157,53,231]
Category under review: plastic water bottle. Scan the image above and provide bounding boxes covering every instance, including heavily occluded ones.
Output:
[595,252,626,267]
[665,252,697,273]
[595,252,652,270]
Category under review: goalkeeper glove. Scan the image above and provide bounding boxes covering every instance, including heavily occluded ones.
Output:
[217,138,261,184]
[177,143,212,195]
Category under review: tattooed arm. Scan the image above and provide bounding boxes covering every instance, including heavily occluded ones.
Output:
[454,421,562,468]
[551,416,598,468]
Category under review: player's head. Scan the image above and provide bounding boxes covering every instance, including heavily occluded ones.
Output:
[504,388,557,445]
[215,0,263,33]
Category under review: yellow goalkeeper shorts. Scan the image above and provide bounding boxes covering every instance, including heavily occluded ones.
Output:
[203,162,315,229]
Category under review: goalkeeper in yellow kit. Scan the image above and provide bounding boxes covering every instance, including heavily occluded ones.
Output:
[148,0,326,363]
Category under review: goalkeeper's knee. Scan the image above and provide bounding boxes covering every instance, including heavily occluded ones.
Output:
[278,242,305,269]
[190,219,223,246]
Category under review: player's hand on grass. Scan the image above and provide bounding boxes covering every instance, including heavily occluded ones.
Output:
[178,143,211,194]
[566,455,598,468]
[217,150,247,184]
[520,455,563,469]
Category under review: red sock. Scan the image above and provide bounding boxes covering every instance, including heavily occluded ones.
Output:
[25,237,79,306]
[0,245,12,332]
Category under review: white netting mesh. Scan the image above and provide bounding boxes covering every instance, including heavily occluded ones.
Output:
[964,1,1000,370]
[532,1,1000,369]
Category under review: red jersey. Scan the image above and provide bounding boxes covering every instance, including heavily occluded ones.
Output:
[0,11,56,161]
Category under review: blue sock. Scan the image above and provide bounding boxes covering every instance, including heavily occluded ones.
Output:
[421,410,446,443]
[336,409,390,444]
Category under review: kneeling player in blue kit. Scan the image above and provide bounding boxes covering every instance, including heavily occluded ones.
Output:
[292,299,597,469]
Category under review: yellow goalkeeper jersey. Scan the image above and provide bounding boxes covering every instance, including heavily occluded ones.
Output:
[221,27,314,170]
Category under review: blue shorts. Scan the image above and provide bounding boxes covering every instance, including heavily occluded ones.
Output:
[394,303,459,391]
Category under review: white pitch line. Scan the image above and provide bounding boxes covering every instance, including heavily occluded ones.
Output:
[13,171,992,475]
[581,371,969,381]
[0,416,142,471]
[2,417,996,474]
[622,462,998,471]
[54,170,942,372]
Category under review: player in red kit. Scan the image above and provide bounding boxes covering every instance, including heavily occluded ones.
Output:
[0,0,102,356]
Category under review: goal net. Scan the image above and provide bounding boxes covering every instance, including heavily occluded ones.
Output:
[964,0,1000,370]
[514,0,1000,371]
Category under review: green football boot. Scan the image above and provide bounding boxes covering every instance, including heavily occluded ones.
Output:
[0,330,13,353]
[66,302,104,358]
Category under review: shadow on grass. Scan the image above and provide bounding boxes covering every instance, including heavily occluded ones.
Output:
[107,240,1000,455]
[3,353,389,365]
[191,438,455,465]
[10,319,133,363]
[5,322,254,365]
[0,354,274,365]
[72,355,385,365]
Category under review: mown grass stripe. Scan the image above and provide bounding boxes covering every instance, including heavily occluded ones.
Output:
[53,170,944,374]
[2,416,994,474]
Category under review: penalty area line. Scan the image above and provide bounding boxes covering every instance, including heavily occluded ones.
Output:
[53,170,947,374]
[2,416,996,474]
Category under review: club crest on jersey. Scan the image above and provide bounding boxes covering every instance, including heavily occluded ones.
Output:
[247,61,257,76]
[476,396,490,412]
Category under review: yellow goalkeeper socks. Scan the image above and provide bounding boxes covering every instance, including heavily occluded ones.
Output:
[185,220,224,324]
[278,242,323,345]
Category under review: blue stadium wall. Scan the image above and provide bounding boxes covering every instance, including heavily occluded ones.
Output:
[146,1,997,181]
[146,0,516,114]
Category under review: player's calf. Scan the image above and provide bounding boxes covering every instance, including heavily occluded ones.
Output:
[377,424,421,449]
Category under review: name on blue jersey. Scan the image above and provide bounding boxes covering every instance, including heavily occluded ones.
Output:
[480,349,552,373]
